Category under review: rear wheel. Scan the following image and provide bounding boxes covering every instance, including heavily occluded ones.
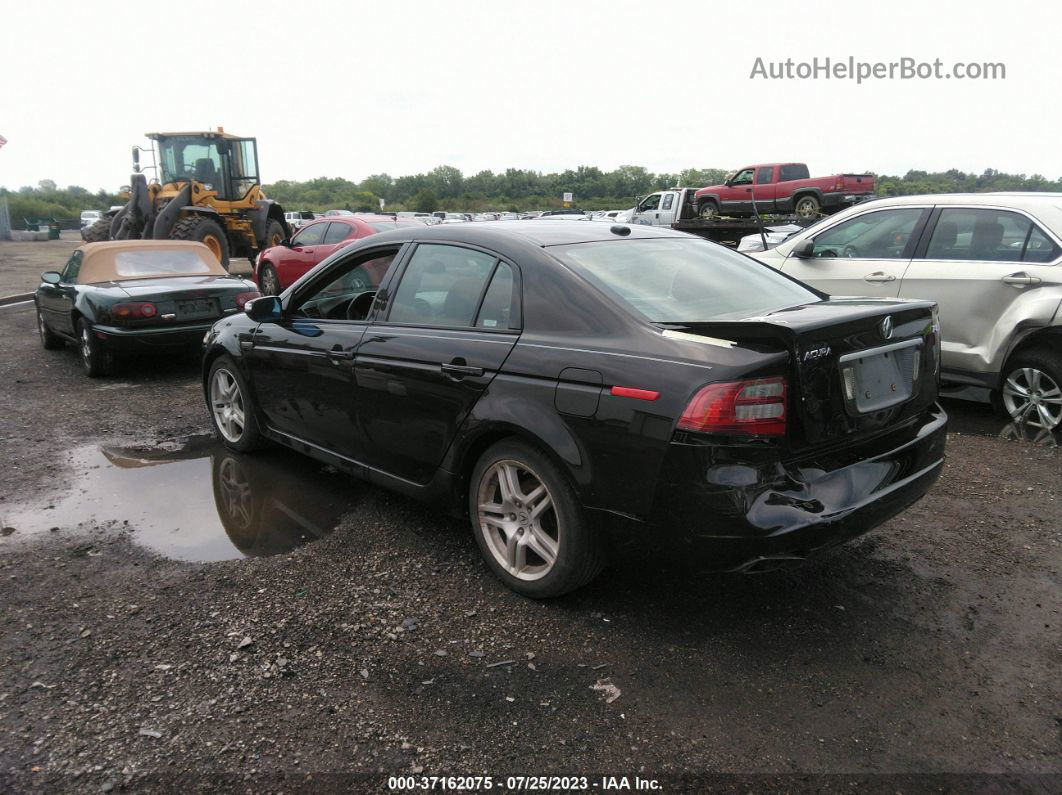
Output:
[208,356,264,451]
[37,307,63,350]
[469,440,603,598]
[263,219,285,250]
[794,195,821,218]
[699,201,719,219]
[258,263,281,296]
[77,318,112,377]
[171,215,231,270]
[995,348,1062,430]
[81,218,111,242]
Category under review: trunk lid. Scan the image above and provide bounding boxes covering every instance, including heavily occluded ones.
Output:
[666,298,940,451]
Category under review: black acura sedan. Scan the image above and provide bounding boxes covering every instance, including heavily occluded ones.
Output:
[35,241,260,377]
[202,221,947,597]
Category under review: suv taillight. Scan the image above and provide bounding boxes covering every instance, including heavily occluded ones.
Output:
[112,302,158,320]
[677,376,787,436]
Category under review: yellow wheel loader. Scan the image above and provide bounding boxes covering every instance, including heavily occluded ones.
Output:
[83,129,290,270]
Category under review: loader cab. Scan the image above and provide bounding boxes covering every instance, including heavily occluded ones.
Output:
[149,132,261,202]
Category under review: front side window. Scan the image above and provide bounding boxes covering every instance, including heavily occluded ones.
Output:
[730,168,754,186]
[810,208,924,259]
[552,238,820,323]
[292,250,397,321]
[293,223,328,246]
[156,136,223,187]
[925,208,1034,262]
[388,244,497,327]
[322,222,353,245]
[755,166,774,184]
[638,194,661,212]
[61,251,82,282]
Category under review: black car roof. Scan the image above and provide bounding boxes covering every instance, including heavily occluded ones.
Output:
[367,219,690,249]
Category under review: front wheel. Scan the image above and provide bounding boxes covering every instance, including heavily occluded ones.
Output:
[81,218,111,242]
[207,356,264,451]
[37,308,63,350]
[258,263,281,296]
[995,349,1062,430]
[171,215,231,270]
[469,440,603,598]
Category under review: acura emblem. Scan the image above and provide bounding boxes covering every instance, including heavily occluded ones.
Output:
[880,316,894,340]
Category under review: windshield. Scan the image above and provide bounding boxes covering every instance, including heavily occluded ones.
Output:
[155,135,258,199]
[552,238,821,323]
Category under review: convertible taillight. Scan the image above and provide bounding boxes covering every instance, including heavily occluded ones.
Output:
[235,291,261,309]
[112,302,158,320]
[677,376,787,436]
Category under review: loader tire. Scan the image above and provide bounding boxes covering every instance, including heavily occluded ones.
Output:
[263,219,285,250]
[81,218,111,242]
[171,215,231,270]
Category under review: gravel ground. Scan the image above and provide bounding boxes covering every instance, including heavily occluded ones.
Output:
[0,302,1059,793]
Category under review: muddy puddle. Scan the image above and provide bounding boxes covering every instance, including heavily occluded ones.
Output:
[0,436,361,560]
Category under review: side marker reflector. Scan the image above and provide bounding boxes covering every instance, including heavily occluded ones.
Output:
[610,386,660,401]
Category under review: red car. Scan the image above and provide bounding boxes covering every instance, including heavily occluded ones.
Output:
[254,215,422,295]
[693,163,875,220]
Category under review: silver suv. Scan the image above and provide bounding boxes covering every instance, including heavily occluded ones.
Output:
[754,193,1062,429]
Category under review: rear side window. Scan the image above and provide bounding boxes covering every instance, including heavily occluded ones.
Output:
[925,209,1034,262]
[755,166,774,184]
[1024,225,1061,263]
[779,164,810,181]
[322,222,352,244]
[475,262,516,329]
[388,244,497,327]
[810,208,924,259]
[661,193,674,211]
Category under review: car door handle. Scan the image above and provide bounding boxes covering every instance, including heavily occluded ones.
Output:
[864,272,896,283]
[1002,272,1041,287]
[441,362,484,378]
[327,346,354,362]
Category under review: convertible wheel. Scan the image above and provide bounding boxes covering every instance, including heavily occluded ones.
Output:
[470,440,602,598]
[997,349,1062,430]
[37,308,63,350]
[78,318,112,377]
[208,356,264,451]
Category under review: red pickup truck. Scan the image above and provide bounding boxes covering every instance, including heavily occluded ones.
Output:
[694,163,875,219]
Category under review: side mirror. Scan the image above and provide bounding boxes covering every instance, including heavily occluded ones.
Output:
[281,238,293,247]
[245,295,282,322]
[724,179,733,187]
[792,240,816,258]
[41,271,62,285]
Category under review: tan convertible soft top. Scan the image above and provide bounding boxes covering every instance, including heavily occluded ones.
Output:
[76,241,226,284]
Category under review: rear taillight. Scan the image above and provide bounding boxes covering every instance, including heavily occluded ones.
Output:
[677,376,787,436]
[235,291,261,309]
[112,302,158,320]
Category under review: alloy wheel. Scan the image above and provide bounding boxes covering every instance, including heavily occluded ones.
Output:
[211,368,247,442]
[37,311,47,342]
[80,326,92,364]
[261,267,280,296]
[1002,367,1062,429]
[477,460,559,581]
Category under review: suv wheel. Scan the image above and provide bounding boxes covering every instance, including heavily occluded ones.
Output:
[997,348,1062,430]
[469,440,603,598]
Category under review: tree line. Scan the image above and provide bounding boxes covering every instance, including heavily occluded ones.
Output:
[3,167,1062,225]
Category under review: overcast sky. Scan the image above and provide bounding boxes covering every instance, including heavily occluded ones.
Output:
[1,0,1058,191]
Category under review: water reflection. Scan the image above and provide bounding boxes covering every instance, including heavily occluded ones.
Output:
[2,437,360,560]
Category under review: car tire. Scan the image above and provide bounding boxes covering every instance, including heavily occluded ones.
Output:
[77,318,112,377]
[37,307,64,350]
[794,195,821,218]
[171,215,231,270]
[699,201,719,219]
[81,218,111,243]
[258,263,281,296]
[469,439,603,598]
[207,355,265,452]
[993,348,1062,430]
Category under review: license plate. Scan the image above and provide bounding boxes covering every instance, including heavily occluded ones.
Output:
[839,339,921,414]
[177,298,215,319]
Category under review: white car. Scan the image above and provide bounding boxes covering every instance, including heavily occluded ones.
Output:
[80,210,102,228]
[752,193,1062,427]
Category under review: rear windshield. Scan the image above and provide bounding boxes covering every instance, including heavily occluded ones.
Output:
[114,250,214,277]
[552,238,821,323]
